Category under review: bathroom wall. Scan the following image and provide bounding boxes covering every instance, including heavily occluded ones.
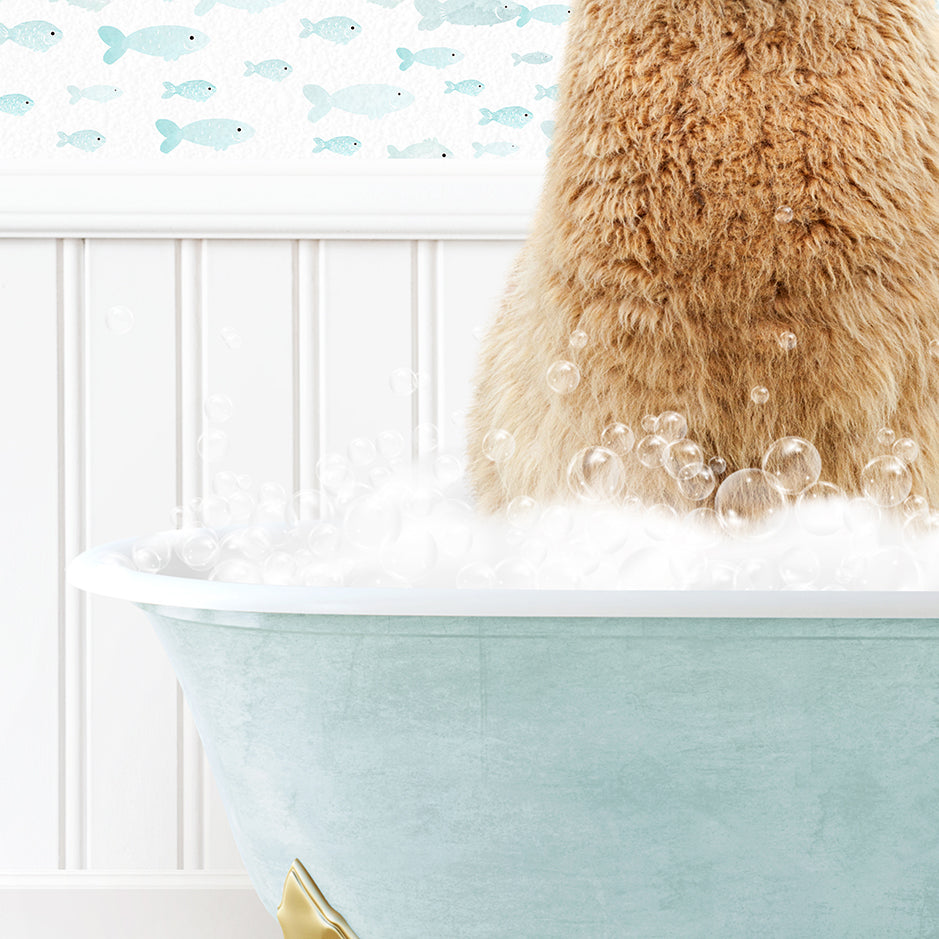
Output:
[0,0,567,163]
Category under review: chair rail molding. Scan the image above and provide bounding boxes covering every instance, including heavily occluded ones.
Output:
[0,161,546,239]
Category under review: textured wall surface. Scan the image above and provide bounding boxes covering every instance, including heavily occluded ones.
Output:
[0,0,568,161]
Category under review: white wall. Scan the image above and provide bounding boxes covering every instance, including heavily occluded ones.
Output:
[0,166,534,937]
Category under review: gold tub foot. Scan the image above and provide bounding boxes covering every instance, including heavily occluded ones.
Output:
[277,858,361,939]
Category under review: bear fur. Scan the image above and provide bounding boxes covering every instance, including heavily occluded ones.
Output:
[467,0,939,513]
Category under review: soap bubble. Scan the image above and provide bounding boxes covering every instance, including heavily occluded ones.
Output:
[224,526,272,561]
[507,495,540,530]
[317,453,353,492]
[197,429,228,462]
[779,546,820,586]
[209,558,260,583]
[546,360,580,394]
[132,535,172,573]
[213,470,240,498]
[220,327,243,350]
[262,551,296,585]
[203,393,233,424]
[178,528,220,571]
[677,462,717,501]
[308,522,341,559]
[389,367,418,396]
[433,454,464,487]
[774,205,794,223]
[902,495,930,519]
[750,385,770,405]
[708,456,727,476]
[929,339,939,360]
[494,557,538,588]
[734,557,777,590]
[348,437,377,467]
[566,446,625,503]
[483,429,516,463]
[457,562,496,588]
[778,331,797,351]
[893,437,920,463]
[260,482,287,503]
[876,427,896,448]
[256,497,288,526]
[601,422,635,457]
[663,438,704,478]
[843,497,881,535]
[636,434,668,468]
[860,455,912,507]
[656,411,688,442]
[415,422,439,453]
[290,489,332,524]
[105,305,134,334]
[540,504,574,540]
[236,474,252,490]
[643,503,679,540]
[714,469,786,536]
[569,328,589,350]
[762,437,821,495]
[520,538,548,566]
[640,414,658,433]
[795,481,845,535]
[228,490,255,523]
[405,484,441,517]
[345,494,402,549]
[376,430,405,460]
[201,494,232,528]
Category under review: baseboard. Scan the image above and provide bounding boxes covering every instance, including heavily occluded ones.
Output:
[0,872,281,939]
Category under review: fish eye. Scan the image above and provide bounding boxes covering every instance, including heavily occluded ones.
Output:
[50,30,55,35]
[189,34,195,40]
[442,153,447,157]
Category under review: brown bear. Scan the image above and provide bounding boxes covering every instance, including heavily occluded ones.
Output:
[467,0,939,514]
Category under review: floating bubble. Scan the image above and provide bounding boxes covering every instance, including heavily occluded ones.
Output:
[317,453,353,492]
[843,497,881,535]
[209,558,260,583]
[677,462,717,501]
[308,521,341,559]
[636,434,668,468]
[569,328,589,350]
[663,438,704,478]
[795,481,845,535]
[405,484,441,517]
[213,470,240,498]
[507,495,540,530]
[256,497,288,526]
[714,469,786,537]
[220,327,243,350]
[708,456,727,476]
[483,429,516,463]
[893,437,920,464]
[540,504,574,540]
[376,430,405,460]
[290,489,332,524]
[860,455,912,507]
[778,331,797,351]
[225,526,272,561]
[237,473,252,490]
[929,339,939,360]
[774,205,794,223]
[228,490,255,523]
[546,360,580,394]
[389,367,419,396]
[750,385,770,405]
[903,495,930,519]
[203,393,233,424]
[178,528,220,571]
[567,446,625,503]
[433,453,464,487]
[197,429,228,462]
[643,503,679,540]
[457,562,496,589]
[132,535,172,573]
[656,411,688,442]
[345,494,402,549]
[600,422,635,457]
[762,437,821,495]
[201,494,232,528]
[415,422,439,453]
[876,427,896,448]
[640,414,658,433]
[105,305,134,335]
[779,546,820,586]
[348,437,377,467]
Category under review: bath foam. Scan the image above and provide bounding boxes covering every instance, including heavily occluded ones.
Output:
[466,0,939,511]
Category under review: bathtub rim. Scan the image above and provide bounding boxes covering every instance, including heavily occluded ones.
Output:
[68,532,939,619]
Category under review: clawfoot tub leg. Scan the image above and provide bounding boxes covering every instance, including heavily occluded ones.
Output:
[277,859,361,939]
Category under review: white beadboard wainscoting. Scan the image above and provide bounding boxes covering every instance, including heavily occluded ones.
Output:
[0,166,538,938]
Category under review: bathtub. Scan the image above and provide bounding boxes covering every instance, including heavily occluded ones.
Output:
[70,532,939,938]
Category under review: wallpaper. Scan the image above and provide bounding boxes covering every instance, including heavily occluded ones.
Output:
[0,0,569,162]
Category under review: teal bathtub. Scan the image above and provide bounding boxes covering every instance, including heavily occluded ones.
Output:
[70,535,939,938]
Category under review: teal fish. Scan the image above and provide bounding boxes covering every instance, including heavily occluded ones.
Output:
[0,21,63,52]
[57,129,105,151]
[535,83,558,100]
[472,141,519,157]
[516,4,571,26]
[415,0,525,30]
[162,79,215,101]
[0,94,34,116]
[244,59,292,81]
[98,25,208,64]
[387,137,452,159]
[194,0,285,14]
[312,136,361,155]
[479,105,532,128]
[156,117,254,152]
[512,51,551,65]
[299,17,360,43]
[397,46,463,70]
[541,119,554,137]
[68,85,122,104]
[303,84,414,122]
[445,79,484,95]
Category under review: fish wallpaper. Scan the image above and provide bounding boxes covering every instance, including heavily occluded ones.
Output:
[0,0,569,161]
